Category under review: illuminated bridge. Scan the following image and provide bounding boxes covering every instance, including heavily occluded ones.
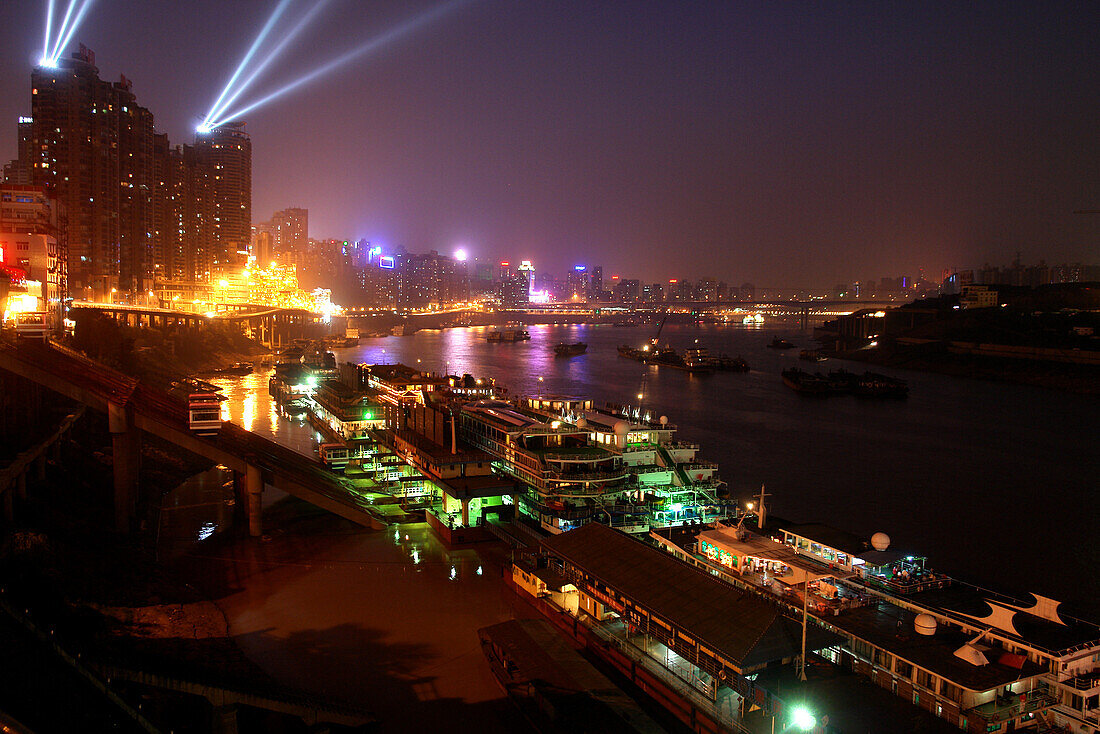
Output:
[0,340,382,534]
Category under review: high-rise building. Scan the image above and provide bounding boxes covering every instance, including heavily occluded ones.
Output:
[194,121,251,272]
[260,207,308,263]
[613,278,640,303]
[589,265,603,300]
[152,136,217,291]
[0,184,64,325]
[397,250,467,308]
[31,46,157,300]
[3,117,34,185]
[642,282,664,301]
[566,265,589,301]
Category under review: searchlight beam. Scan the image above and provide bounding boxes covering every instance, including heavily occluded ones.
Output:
[201,0,295,129]
[50,0,95,64]
[42,0,55,64]
[206,0,466,129]
[204,0,333,129]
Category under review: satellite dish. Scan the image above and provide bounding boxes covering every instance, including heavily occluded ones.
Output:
[914,614,937,636]
[660,415,668,425]
[871,532,890,551]
[613,420,631,436]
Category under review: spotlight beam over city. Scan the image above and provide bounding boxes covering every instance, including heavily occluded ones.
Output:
[42,0,55,64]
[48,0,95,66]
[204,0,467,129]
[47,0,78,61]
[200,0,295,131]
[203,0,333,131]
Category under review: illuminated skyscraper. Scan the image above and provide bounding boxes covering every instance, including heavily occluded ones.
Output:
[31,46,156,300]
[152,135,216,288]
[195,121,251,272]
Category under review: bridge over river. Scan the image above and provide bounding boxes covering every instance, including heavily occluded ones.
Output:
[0,339,382,534]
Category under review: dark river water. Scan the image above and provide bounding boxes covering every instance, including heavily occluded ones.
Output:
[331,322,1099,617]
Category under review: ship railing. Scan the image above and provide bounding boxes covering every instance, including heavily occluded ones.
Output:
[1062,672,1100,691]
[624,464,670,475]
[540,450,618,461]
[966,686,1056,724]
[665,441,700,450]
[526,501,595,521]
[547,470,628,482]
[866,573,951,596]
[682,461,719,470]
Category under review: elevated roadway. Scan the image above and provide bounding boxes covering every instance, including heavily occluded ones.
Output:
[0,340,383,534]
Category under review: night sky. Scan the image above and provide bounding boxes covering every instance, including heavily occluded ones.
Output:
[2,0,1098,286]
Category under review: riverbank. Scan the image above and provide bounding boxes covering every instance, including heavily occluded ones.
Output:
[826,338,1100,394]
[168,496,540,733]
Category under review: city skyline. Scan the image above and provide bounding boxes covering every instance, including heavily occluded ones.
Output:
[1,1,1099,288]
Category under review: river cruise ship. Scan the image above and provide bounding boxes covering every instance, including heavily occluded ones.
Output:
[458,396,734,534]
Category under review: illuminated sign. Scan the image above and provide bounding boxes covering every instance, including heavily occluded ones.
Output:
[379,255,395,269]
[574,265,586,271]
[500,261,509,266]
[18,116,32,124]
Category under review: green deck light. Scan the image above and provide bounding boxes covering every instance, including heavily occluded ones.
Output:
[790,706,815,731]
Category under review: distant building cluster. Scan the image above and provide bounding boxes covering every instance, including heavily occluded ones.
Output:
[943,256,1100,294]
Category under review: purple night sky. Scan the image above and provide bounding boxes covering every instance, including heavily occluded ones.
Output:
[1,0,1098,286]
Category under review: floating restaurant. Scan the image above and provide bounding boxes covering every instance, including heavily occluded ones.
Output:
[648,506,1100,734]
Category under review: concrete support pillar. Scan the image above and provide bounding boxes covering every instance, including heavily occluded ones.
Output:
[17,472,27,501]
[108,401,140,533]
[3,487,13,524]
[461,498,470,527]
[211,704,239,734]
[51,437,62,462]
[34,454,47,482]
[231,471,247,523]
[246,464,263,537]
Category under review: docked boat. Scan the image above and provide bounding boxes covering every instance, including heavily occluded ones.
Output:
[282,398,310,417]
[212,361,252,375]
[489,329,530,342]
[276,346,304,363]
[391,324,418,336]
[781,368,831,394]
[768,337,796,349]
[714,354,750,372]
[743,313,764,325]
[649,346,712,373]
[685,347,749,372]
[617,344,649,361]
[854,371,909,398]
[799,349,826,362]
[553,342,587,357]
